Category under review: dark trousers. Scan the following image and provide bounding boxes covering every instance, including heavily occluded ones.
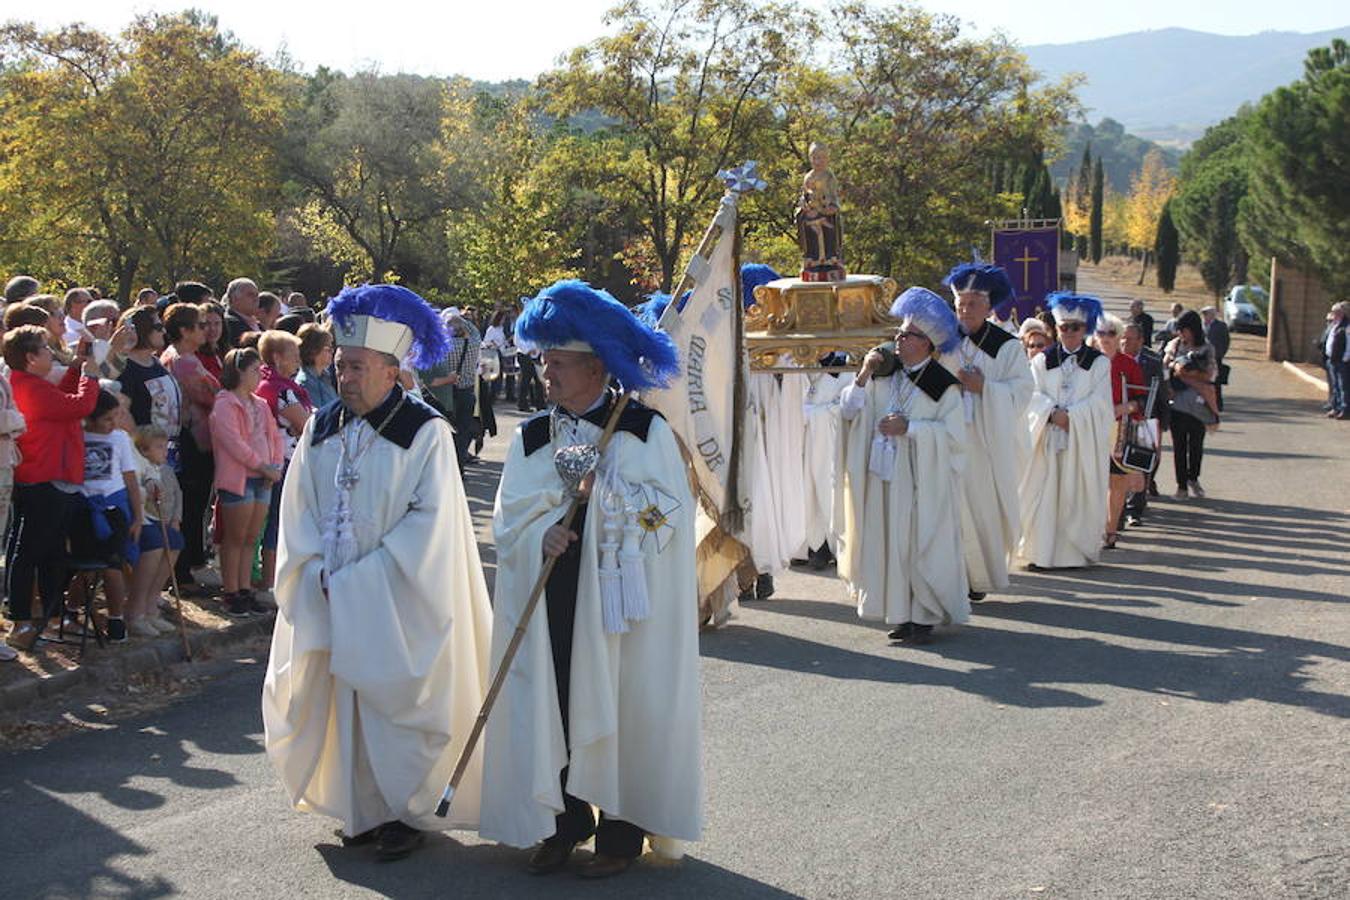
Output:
[450,387,477,467]
[175,432,214,578]
[477,376,497,440]
[544,503,645,859]
[1331,360,1350,413]
[5,483,75,621]
[517,355,544,411]
[1170,412,1207,487]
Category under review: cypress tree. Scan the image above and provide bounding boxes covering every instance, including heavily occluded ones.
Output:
[1090,159,1105,264]
[1155,200,1179,293]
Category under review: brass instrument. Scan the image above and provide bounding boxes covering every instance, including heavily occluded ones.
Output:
[745,275,899,371]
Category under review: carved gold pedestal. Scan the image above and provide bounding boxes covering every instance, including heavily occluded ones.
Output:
[746,275,898,371]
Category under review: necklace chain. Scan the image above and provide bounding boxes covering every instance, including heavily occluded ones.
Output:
[336,394,406,488]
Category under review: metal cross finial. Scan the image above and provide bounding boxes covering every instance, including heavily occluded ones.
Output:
[719,161,767,196]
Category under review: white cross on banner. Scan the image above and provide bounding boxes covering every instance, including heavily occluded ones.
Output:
[646,194,748,533]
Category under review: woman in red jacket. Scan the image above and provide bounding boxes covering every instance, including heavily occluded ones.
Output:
[3,325,100,651]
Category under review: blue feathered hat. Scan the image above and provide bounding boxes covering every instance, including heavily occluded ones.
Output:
[741,263,781,310]
[1046,291,1104,333]
[516,280,680,392]
[633,293,671,329]
[889,287,962,354]
[943,262,1016,308]
[633,290,691,328]
[326,283,451,369]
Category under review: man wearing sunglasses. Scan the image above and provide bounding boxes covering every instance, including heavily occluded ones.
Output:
[1018,293,1115,569]
[836,287,969,645]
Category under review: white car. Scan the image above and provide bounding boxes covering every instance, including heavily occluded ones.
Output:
[1224,285,1266,334]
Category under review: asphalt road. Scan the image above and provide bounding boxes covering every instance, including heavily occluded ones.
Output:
[2,270,1347,899]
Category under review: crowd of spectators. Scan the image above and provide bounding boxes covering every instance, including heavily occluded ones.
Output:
[0,272,534,661]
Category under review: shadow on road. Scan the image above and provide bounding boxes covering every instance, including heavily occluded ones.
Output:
[718,584,1350,719]
[0,662,265,897]
[315,835,806,899]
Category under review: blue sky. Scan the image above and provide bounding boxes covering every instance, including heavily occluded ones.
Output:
[9,0,1347,81]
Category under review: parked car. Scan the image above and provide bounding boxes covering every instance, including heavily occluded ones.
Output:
[1224,285,1267,334]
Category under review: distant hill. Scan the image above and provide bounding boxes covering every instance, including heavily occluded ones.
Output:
[1050,118,1180,194]
[1024,27,1349,146]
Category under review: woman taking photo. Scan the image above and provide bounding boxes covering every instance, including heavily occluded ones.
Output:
[1163,310,1220,499]
[1093,313,1146,549]
[209,348,283,617]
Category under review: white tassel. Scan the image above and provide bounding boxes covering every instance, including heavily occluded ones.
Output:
[619,518,650,624]
[599,492,627,635]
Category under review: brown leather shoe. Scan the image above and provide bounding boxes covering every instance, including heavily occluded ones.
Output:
[526,840,575,875]
[578,853,634,879]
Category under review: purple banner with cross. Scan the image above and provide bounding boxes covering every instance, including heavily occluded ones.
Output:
[992,226,1059,323]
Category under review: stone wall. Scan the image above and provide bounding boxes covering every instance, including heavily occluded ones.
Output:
[1267,259,1333,363]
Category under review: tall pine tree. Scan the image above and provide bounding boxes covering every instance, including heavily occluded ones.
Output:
[1090,158,1105,263]
[1155,200,1179,293]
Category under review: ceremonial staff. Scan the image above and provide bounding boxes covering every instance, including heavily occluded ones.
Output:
[150,483,192,661]
[436,391,634,817]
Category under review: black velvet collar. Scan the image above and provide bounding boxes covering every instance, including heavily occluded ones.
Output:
[964,321,1017,357]
[310,385,443,450]
[1043,343,1103,372]
[905,359,961,403]
[522,391,662,457]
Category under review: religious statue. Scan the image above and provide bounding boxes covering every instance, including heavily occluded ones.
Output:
[794,142,846,282]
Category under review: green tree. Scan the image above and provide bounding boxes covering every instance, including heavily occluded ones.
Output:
[1238,38,1350,293]
[1155,200,1179,293]
[540,0,802,291]
[1089,158,1104,264]
[0,14,284,299]
[281,71,482,283]
[1172,114,1249,296]
[778,3,1078,282]
[445,93,585,304]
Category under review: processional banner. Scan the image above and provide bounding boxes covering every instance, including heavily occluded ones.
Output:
[992,226,1059,322]
[647,193,748,529]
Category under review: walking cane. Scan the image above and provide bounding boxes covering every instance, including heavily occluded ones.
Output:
[435,391,633,818]
[157,504,193,662]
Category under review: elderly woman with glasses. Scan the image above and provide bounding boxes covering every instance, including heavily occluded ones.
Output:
[1091,313,1147,549]
[1019,318,1052,358]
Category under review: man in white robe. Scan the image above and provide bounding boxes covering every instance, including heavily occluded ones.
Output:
[739,264,806,600]
[939,263,1034,600]
[835,288,969,644]
[1018,292,1115,569]
[262,284,493,861]
[800,353,848,569]
[479,281,701,879]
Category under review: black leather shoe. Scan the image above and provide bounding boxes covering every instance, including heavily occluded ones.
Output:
[578,853,634,879]
[526,840,576,875]
[887,622,913,641]
[374,821,425,862]
[908,624,935,645]
[755,574,775,600]
[968,591,987,603]
[335,824,384,847]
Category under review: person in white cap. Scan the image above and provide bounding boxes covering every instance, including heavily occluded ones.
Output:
[261,283,492,862]
[835,287,969,644]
